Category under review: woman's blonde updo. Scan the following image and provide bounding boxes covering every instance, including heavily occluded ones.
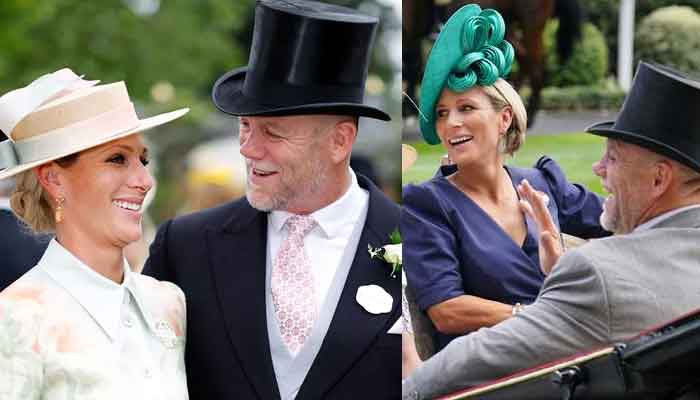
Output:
[11,170,55,233]
[482,78,527,155]
[9,154,78,234]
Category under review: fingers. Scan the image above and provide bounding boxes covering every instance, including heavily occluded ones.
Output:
[517,179,556,233]
[541,231,559,253]
[540,231,562,275]
[518,198,534,220]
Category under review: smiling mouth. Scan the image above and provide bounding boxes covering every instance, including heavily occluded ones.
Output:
[252,167,278,177]
[448,136,473,146]
[112,200,142,212]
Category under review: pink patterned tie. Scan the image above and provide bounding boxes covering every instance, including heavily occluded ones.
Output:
[271,215,317,355]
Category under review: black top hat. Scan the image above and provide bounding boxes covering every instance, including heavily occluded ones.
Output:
[587,62,700,172]
[212,0,390,121]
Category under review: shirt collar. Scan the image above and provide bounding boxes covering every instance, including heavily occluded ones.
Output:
[270,168,366,238]
[38,239,146,341]
[634,204,700,233]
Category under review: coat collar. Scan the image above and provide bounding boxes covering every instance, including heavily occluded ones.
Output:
[635,205,700,232]
[38,239,153,342]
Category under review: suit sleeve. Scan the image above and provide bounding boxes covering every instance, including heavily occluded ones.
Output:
[143,219,174,283]
[402,248,612,399]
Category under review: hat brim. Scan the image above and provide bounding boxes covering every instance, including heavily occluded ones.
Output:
[211,67,391,121]
[0,107,189,180]
[586,121,700,172]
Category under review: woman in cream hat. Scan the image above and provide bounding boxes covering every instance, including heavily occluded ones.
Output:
[0,68,189,399]
[402,4,610,354]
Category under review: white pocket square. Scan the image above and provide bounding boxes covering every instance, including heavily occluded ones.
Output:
[387,317,402,334]
[356,284,393,314]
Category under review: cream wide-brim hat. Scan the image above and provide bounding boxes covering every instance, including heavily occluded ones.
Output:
[0,69,188,180]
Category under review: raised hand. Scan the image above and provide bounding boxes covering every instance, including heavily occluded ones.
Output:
[517,179,562,275]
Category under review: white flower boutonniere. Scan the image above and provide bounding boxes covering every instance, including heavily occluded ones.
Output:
[368,229,402,278]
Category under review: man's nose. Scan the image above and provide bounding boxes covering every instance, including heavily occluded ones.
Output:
[240,130,264,160]
[592,158,605,177]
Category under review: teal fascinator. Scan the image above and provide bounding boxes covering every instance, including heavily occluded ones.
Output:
[419,4,514,145]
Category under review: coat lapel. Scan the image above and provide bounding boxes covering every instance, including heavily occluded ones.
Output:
[206,201,281,400]
[297,176,401,399]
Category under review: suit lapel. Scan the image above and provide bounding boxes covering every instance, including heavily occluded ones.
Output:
[297,176,401,399]
[206,201,281,400]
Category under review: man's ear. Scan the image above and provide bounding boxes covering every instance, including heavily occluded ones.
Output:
[328,119,357,164]
[35,163,63,199]
[650,159,674,199]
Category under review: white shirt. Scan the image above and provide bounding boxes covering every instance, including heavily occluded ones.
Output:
[268,168,369,313]
[0,239,188,400]
[634,204,700,233]
[0,196,10,210]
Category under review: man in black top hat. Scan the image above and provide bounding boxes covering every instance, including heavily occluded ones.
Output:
[402,61,700,399]
[144,1,400,399]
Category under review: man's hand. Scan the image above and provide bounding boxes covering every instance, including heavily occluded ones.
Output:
[517,179,562,275]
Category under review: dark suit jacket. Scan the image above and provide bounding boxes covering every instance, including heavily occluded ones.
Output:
[144,175,401,399]
[0,209,49,291]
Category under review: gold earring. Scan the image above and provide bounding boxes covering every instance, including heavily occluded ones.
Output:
[55,195,66,223]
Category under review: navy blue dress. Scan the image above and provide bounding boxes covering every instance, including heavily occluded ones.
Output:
[402,156,609,350]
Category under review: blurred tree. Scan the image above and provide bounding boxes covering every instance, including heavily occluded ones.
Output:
[585,0,700,74]
[635,6,700,75]
[0,0,253,119]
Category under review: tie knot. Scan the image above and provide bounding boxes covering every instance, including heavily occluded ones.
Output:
[286,215,316,237]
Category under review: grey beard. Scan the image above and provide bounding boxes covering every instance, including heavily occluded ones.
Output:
[246,161,328,212]
[599,209,619,234]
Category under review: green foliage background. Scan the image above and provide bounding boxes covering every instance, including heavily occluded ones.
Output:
[635,6,700,75]
[544,21,608,87]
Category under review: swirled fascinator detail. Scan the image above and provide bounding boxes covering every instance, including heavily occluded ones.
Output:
[419,4,514,144]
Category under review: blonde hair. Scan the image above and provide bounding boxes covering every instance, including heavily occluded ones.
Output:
[9,154,78,234]
[10,170,56,233]
[481,78,527,155]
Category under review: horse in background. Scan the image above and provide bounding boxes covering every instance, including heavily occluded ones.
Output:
[403,0,583,126]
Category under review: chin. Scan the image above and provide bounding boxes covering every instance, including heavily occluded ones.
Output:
[599,210,622,234]
[116,226,143,246]
[246,191,275,212]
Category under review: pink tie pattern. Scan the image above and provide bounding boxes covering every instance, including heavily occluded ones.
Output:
[271,215,317,355]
